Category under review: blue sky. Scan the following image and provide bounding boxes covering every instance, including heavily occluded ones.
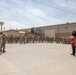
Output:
[0,0,76,30]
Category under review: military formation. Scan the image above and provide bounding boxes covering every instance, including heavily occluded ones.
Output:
[5,34,71,44]
[0,33,71,54]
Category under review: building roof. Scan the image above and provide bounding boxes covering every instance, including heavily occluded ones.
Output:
[3,29,18,32]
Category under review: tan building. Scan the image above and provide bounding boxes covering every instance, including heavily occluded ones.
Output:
[3,22,76,37]
[3,29,25,36]
[37,22,76,37]
[20,22,76,37]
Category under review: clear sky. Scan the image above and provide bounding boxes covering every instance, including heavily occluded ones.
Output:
[0,0,76,30]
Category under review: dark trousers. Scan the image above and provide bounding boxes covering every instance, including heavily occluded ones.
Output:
[72,46,75,55]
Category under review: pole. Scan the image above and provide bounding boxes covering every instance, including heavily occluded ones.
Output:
[1,25,2,32]
[0,22,4,32]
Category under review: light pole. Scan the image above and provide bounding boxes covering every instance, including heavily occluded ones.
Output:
[0,22,4,32]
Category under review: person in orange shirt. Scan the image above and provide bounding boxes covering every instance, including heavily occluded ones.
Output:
[70,31,76,56]
[70,36,75,55]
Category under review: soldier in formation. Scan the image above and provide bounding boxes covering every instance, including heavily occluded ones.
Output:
[0,32,6,53]
[3,34,71,44]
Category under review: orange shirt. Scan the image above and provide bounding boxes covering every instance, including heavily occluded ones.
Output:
[70,36,76,46]
[70,37,74,46]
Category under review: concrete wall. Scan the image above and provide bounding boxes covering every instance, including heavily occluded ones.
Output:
[38,22,76,37]
[45,29,55,38]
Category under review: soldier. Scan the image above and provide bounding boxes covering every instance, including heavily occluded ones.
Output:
[70,31,76,56]
[0,32,3,52]
[1,33,6,53]
[19,35,23,44]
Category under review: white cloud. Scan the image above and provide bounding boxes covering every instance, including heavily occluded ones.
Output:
[11,0,23,5]
[28,7,46,17]
[22,6,64,27]
[2,6,63,29]
[3,21,30,30]
[0,0,76,30]
[54,0,76,10]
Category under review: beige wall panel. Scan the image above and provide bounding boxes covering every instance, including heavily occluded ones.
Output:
[45,29,55,38]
